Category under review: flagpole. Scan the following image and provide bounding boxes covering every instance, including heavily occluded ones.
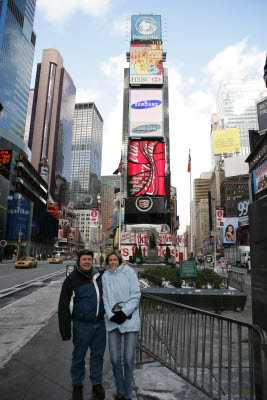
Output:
[189,149,193,256]
[118,173,122,252]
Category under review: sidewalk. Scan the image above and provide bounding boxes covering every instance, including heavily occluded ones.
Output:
[0,277,252,400]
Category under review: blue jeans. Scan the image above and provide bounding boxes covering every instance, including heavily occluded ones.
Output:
[71,320,106,387]
[108,329,138,399]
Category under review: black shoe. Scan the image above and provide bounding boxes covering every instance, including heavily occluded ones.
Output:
[114,396,125,400]
[92,383,105,399]
[72,386,83,400]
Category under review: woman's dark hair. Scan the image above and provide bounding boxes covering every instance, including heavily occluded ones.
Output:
[78,249,94,264]
[226,224,234,233]
[105,251,122,265]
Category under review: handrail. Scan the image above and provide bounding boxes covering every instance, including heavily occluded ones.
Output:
[138,293,267,400]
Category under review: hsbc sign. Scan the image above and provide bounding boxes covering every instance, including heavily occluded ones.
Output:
[130,75,163,85]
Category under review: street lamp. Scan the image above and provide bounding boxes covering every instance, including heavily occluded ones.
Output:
[212,197,217,271]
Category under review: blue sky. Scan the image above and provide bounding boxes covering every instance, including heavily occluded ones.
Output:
[33,0,267,231]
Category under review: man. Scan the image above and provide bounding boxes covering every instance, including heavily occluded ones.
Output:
[58,250,106,400]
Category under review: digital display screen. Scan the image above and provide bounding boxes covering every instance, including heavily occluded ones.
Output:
[127,140,166,197]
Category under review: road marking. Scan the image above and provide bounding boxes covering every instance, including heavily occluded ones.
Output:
[0,274,14,279]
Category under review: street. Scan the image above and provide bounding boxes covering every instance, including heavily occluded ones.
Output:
[0,260,69,292]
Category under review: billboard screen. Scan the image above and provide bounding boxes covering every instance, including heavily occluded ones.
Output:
[0,175,9,239]
[253,160,267,195]
[131,15,162,41]
[257,97,267,133]
[223,217,238,244]
[213,128,240,155]
[129,88,163,137]
[0,150,12,178]
[128,140,166,197]
[130,43,163,85]
[6,199,30,240]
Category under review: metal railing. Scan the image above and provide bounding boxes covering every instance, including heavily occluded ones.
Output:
[228,271,251,295]
[137,294,267,400]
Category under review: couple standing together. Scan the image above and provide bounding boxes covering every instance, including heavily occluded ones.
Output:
[58,249,141,400]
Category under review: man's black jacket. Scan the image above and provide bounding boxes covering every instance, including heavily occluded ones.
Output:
[58,265,105,340]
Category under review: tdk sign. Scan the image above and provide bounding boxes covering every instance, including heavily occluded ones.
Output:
[131,100,161,109]
[131,15,162,41]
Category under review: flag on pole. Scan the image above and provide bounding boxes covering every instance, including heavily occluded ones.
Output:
[187,151,191,173]
[173,216,180,231]
[113,157,123,175]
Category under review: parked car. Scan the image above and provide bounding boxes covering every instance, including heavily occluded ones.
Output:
[49,256,63,264]
[15,257,37,269]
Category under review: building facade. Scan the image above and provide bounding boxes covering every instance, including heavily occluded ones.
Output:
[0,0,36,159]
[195,199,209,255]
[101,175,121,252]
[29,49,76,203]
[211,79,266,168]
[220,175,249,217]
[69,103,103,209]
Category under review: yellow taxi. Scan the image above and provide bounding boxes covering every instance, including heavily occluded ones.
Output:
[50,256,63,264]
[66,256,72,260]
[15,257,38,269]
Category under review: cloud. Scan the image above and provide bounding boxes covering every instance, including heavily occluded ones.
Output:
[37,0,110,24]
[76,87,102,103]
[101,89,124,175]
[100,54,128,80]
[112,14,130,36]
[204,38,265,84]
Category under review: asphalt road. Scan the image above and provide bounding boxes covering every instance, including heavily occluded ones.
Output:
[0,260,71,291]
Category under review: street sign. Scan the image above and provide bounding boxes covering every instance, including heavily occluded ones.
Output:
[0,240,7,247]
[180,260,197,278]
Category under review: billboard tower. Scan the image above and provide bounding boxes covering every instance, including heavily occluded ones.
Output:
[123,14,171,227]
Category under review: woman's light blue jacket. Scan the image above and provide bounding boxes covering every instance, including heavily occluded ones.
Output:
[102,263,141,333]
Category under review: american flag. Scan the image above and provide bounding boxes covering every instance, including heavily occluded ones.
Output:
[187,151,191,173]
[173,216,180,231]
[113,157,123,175]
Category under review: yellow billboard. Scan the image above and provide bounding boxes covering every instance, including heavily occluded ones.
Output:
[213,128,240,155]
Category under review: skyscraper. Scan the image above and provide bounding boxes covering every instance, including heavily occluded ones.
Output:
[211,78,266,167]
[0,0,36,158]
[29,49,76,203]
[69,103,103,209]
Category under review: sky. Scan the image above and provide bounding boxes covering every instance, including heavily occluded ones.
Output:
[32,0,267,232]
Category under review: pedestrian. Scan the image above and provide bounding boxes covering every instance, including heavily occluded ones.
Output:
[102,251,141,400]
[58,249,106,400]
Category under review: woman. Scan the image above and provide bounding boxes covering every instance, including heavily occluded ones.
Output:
[225,224,236,242]
[102,251,141,400]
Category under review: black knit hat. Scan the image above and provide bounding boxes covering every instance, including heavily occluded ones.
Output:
[77,249,94,265]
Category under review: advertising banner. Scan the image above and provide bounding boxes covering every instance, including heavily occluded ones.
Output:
[136,233,149,246]
[213,128,240,155]
[121,231,137,244]
[253,160,267,195]
[0,150,12,178]
[128,140,166,196]
[130,43,163,85]
[120,245,135,260]
[157,233,172,245]
[90,210,98,226]
[223,217,238,244]
[216,209,224,228]
[6,199,30,240]
[257,97,267,133]
[129,89,163,137]
[131,15,162,41]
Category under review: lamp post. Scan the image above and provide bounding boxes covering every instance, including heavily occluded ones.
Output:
[212,197,217,271]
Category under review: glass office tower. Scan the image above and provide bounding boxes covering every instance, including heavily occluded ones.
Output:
[211,78,266,167]
[69,103,103,209]
[0,0,36,157]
